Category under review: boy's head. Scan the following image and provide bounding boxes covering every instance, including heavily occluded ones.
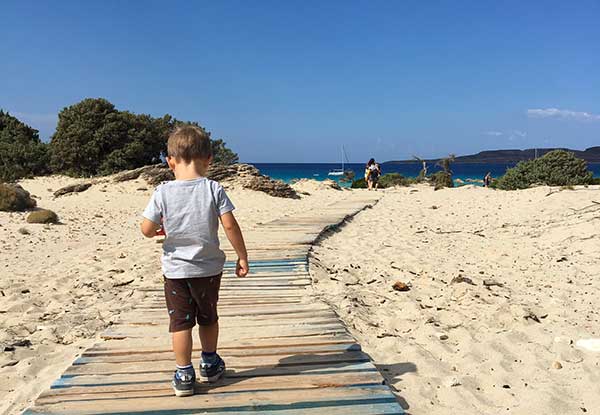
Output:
[167,125,212,164]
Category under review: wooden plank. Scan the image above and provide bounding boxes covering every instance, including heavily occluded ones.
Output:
[26,385,398,414]
[87,335,357,355]
[76,343,362,365]
[64,351,370,375]
[39,370,382,401]
[49,361,378,389]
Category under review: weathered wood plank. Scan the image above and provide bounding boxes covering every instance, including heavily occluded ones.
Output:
[26,385,397,414]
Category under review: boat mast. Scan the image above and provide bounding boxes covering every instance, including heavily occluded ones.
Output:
[341,146,344,171]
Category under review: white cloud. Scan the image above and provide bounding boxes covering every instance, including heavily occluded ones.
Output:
[484,130,527,141]
[527,108,600,121]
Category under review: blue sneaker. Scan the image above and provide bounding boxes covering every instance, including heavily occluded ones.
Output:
[172,368,195,397]
[199,354,225,383]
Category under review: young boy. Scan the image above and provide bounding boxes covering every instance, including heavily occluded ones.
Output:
[140,125,249,397]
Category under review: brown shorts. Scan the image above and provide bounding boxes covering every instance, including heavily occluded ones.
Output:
[163,274,222,333]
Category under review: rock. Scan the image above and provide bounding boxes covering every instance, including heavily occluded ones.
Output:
[436,332,449,340]
[524,309,547,323]
[4,339,32,351]
[447,377,461,387]
[18,227,30,235]
[136,187,148,191]
[53,182,92,197]
[483,279,504,287]
[114,163,299,198]
[552,361,563,369]
[0,183,37,211]
[27,209,59,224]
[21,289,30,294]
[245,176,298,198]
[392,281,410,292]
[451,274,475,285]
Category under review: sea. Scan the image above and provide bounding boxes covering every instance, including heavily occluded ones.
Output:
[252,162,600,186]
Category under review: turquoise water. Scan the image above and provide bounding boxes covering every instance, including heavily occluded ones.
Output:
[253,162,600,185]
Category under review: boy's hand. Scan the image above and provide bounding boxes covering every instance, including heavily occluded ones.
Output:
[236,258,249,278]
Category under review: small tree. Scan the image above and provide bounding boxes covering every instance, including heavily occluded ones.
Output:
[431,154,455,189]
[496,150,593,190]
[413,156,428,181]
[0,110,49,182]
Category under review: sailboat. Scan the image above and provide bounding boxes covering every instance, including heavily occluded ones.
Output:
[328,145,351,176]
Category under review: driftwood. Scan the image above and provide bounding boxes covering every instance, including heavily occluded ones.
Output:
[53,183,92,198]
[569,200,600,212]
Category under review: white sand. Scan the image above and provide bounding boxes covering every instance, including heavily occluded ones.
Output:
[310,184,600,414]
[2,178,599,414]
[0,175,348,415]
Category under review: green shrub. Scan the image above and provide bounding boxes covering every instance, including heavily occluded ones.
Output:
[590,177,600,185]
[496,150,593,190]
[351,173,415,189]
[430,171,454,190]
[49,98,238,177]
[27,209,59,224]
[351,178,367,188]
[0,183,37,211]
[0,110,49,181]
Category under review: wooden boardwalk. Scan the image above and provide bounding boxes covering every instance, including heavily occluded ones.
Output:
[24,193,404,415]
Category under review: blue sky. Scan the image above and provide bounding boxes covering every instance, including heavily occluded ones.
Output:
[1,1,599,163]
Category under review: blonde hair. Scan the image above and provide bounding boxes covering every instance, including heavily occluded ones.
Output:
[167,125,212,162]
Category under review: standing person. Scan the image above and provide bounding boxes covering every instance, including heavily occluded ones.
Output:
[484,172,492,187]
[140,125,249,397]
[366,158,381,190]
[364,159,373,190]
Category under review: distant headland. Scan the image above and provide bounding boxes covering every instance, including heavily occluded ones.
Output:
[384,147,600,165]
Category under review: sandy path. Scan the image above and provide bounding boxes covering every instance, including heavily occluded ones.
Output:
[310,184,600,415]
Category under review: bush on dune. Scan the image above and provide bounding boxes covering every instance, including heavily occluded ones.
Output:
[0,110,49,182]
[351,173,415,189]
[430,171,454,190]
[49,98,238,177]
[495,150,593,190]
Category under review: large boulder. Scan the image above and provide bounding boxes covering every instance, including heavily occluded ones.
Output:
[0,183,37,211]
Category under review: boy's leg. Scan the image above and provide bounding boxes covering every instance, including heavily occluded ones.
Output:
[188,274,225,383]
[164,277,197,396]
[172,328,193,366]
[198,321,219,353]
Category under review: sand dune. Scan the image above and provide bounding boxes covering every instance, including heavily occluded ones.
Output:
[310,184,600,414]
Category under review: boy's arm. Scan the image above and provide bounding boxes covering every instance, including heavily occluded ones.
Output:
[140,218,161,238]
[220,212,249,277]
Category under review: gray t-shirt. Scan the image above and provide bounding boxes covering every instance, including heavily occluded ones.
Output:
[142,177,235,279]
